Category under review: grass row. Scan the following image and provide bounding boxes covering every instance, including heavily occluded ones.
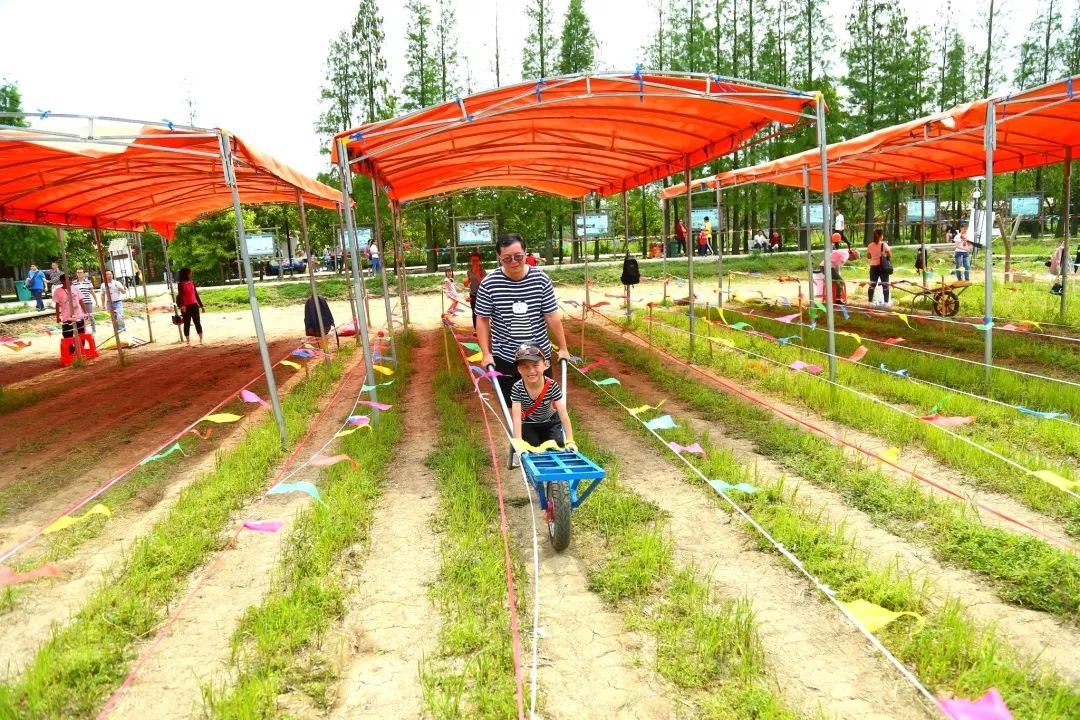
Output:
[422,343,525,719]
[585,323,1080,619]
[0,385,58,415]
[672,305,1080,478]
[634,309,1080,537]
[206,335,414,717]
[0,353,349,718]
[571,422,806,719]
[570,343,1080,717]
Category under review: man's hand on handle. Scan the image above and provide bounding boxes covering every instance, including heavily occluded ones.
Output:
[481,354,495,371]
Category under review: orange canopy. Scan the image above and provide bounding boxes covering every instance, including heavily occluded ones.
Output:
[0,121,342,238]
[333,72,819,202]
[660,75,1080,196]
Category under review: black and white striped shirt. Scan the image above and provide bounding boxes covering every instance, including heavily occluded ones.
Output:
[511,378,563,424]
[72,278,94,305]
[474,266,558,362]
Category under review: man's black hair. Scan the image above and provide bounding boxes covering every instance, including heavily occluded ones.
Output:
[496,233,526,254]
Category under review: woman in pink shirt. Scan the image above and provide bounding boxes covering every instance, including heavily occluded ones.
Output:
[52,273,87,337]
[867,228,893,305]
[176,267,205,345]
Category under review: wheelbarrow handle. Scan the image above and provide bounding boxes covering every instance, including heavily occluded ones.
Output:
[560,357,568,406]
[486,363,514,431]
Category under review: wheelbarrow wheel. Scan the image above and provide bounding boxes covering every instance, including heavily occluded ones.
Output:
[933,291,960,317]
[547,482,572,551]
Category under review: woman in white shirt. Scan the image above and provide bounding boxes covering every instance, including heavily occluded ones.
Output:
[954,225,972,281]
[98,270,127,332]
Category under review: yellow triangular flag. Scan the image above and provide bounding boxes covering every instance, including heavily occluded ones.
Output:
[280,360,302,369]
[466,351,482,363]
[372,365,394,376]
[335,427,359,438]
[202,413,242,424]
[710,337,735,348]
[842,599,924,633]
[896,313,912,329]
[838,331,862,345]
[717,308,728,325]
[43,504,111,535]
[510,438,562,454]
[1033,469,1079,492]
[628,401,665,417]
[881,447,900,464]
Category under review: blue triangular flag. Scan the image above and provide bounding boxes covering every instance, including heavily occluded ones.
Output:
[268,481,325,504]
[644,414,677,431]
[708,479,759,494]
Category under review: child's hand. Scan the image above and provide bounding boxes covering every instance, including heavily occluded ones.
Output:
[564,441,577,453]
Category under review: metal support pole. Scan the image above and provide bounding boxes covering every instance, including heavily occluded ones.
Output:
[336,139,382,416]
[983,101,996,384]
[135,232,154,343]
[622,189,631,315]
[1062,146,1072,319]
[57,226,68,274]
[816,97,837,382]
[581,196,591,307]
[716,183,724,307]
[220,131,287,448]
[920,180,928,288]
[296,190,329,363]
[685,155,695,359]
[392,203,410,329]
[662,196,669,278]
[335,204,363,336]
[802,165,813,304]
[160,234,183,343]
[93,228,125,365]
[370,177,398,362]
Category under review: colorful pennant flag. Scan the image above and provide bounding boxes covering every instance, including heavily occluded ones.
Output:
[776,313,801,324]
[511,438,563,454]
[929,396,951,415]
[357,400,393,411]
[847,346,869,363]
[578,358,608,373]
[837,331,862,344]
[189,428,213,440]
[335,427,361,438]
[842,599,925,633]
[789,360,823,375]
[729,322,753,331]
[360,381,394,392]
[1031,469,1080,493]
[243,520,283,533]
[372,365,394,376]
[778,335,800,345]
[644,415,677,431]
[593,377,621,386]
[668,441,705,455]
[42,503,111,535]
[710,337,736,348]
[879,364,910,378]
[707,478,759,494]
[309,453,358,469]
[268,481,325,504]
[0,564,63,588]
[139,442,185,465]
[466,351,482,362]
[460,341,481,352]
[896,313,913,329]
[292,349,317,358]
[346,415,371,427]
[938,688,1014,720]
[1016,406,1069,420]
[920,413,976,427]
[279,360,302,369]
[884,337,906,345]
[202,413,242,424]
[839,304,850,320]
[240,389,269,407]
[628,402,664,416]
[881,447,900,464]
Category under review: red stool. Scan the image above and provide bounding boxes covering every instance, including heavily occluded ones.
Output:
[59,333,99,366]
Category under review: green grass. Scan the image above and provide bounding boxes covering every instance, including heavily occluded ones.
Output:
[571,426,806,719]
[572,348,1080,717]
[205,336,414,718]
[198,275,443,311]
[0,385,58,414]
[0,303,32,317]
[634,309,1080,537]
[0,357,348,719]
[422,342,525,719]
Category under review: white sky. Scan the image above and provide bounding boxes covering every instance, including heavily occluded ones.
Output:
[0,0,1050,179]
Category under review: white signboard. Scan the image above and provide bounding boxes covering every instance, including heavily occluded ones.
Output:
[246,233,276,257]
[1010,195,1041,217]
[690,208,719,231]
[574,212,610,239]
[801,203,824,227]
[457,219,494,246]
[906,199,938,222]
[339,227,373,250]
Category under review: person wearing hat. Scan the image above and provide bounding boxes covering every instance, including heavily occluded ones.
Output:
[510,343,576,452]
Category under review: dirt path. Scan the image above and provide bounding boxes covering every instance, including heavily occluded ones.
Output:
[583,315,1079,550]
[586,345,1080,688]
[570,378,935,720]
[104,353,369,720]
[319,333,441,719]
[495,449,677,719]
[0,339,297,545]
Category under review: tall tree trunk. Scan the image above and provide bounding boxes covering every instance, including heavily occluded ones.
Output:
[425,205,436,271]
[983,0,995,96]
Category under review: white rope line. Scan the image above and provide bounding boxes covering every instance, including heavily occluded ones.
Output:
[568,359,944,713]
[645,310,1080,501]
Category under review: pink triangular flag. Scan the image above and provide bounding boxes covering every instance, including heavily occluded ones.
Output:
[847,346,868,363]
[776,312,801,324]
[579,358,608,373]
[789,360,823,375]
[0,564,63,587]
[920,413,976,427]
[243,520,284,533]
[938,688,1013,720]
[240,389,269,407]
[884,337,906,345]
[356,400,393,411]
[309,453,359,469]
[346,415,371,427]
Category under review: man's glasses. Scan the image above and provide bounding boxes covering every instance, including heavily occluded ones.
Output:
[499,253,527,264]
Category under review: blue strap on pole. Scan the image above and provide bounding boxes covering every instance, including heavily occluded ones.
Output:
[632,64,644,102]
[349,129,364,141]
[455,96,474,122]
[37,109,51,120]
[1068,78,1074,99]
[534,80,545,103]
[162,118,174,131]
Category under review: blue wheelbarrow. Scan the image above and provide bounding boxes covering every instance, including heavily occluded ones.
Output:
[487,358,606,551]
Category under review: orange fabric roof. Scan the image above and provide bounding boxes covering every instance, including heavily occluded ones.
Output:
[0,123,342,238]
[661,76,1080,197]
[333,72,818,202]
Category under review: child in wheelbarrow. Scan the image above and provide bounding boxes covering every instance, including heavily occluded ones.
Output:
[510,344,577,453]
